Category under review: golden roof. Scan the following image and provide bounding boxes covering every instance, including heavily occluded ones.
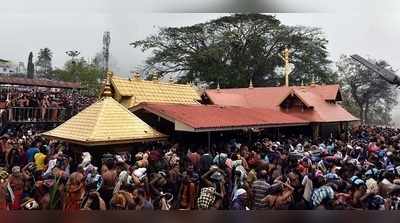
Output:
[110,76,201,108]
[42,97,167,146]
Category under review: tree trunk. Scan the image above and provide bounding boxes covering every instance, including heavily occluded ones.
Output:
[365,101,370,125]
[359,106,365,125]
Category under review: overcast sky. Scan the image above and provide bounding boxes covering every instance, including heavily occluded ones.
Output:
[2,1,400,75]
[2,0,400,123]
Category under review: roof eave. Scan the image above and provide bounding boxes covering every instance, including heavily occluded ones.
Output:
[41,134,168,146]
[191,122,310,132]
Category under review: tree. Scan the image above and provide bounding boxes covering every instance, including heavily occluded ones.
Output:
[36,48,53,76]
[27,52,34,79]
[52,57,103,96]
[337,55,398,125]
[131,14,336,88]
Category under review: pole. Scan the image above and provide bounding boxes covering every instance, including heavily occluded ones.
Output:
[207,132,211,153]
[279,47,290,87]
[103,31,110,80]
[248,129,252,144]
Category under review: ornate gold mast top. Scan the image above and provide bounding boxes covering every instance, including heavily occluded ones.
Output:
[280,47,290,87]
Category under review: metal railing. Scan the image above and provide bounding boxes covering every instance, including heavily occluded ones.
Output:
[5,107,74,123]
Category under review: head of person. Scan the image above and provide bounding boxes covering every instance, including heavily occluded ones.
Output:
[240,145,249,159]
[110,193,127,210]
[186,163,194,174]
[34,139,43,148]
[39,145,48,154]
[351,176,366,192]
[210,169,224,183]
[11,166,21,177]
[257,169,268,181]
[132,188,146,203]
[313,175,326,188]
[102,154,115,170]
[0,134,9,142]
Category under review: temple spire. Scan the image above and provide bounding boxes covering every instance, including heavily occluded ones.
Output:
[152,72,158,82]
[101,71,113,97]
[301,79,306,92]
[310,74,316,87]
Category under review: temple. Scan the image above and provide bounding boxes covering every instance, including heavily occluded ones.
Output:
[47,70,358,150]
[42,72,167,148]
[203,83,359,138]
[108,74,201,108]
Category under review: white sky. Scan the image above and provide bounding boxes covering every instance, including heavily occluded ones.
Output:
[2,12,399,75]
[1,0,400,124]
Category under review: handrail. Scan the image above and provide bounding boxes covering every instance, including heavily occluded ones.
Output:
[4,107,74,123]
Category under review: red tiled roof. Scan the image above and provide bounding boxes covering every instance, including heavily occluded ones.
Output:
[132,102,309,132]
[0,76,81,89]
[206,84,358,123]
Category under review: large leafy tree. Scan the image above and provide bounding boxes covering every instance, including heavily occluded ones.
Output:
[36,47,53,75]
[27,52,34,79]
[131,14,335,88]
[52,57,103,96]
[337,55,398,125]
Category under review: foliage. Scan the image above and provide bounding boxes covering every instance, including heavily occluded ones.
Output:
[52,57,103,96]
[48,176,62,210]
[36,48,53,75]
[27,52,35,79]
[337,55,398,125]
[131,13,336,88]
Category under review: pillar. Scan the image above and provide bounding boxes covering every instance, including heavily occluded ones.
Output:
[312,124,320,141]
[207,132,211,153]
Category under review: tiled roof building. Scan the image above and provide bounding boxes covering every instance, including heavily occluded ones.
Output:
[205,84,358,123]
[42,72,167,146]
[109,75,201,108]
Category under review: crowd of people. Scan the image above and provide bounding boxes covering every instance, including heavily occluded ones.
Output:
[0,88,96,122]
[1,125,400,210]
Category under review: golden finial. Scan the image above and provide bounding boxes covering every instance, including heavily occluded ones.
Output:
[102,71,113,97]
[249,78,254,89]
[300,80,307,92]
[310,74,316,87]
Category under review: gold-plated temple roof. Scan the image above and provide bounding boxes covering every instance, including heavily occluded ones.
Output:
[110,76,201,108]
[42,97,167,146]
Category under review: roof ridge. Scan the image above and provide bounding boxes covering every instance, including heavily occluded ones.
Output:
[44,98,99,135]
[292,89,314,108]
[110,97,165,136]
[113,76,194,88]
[87,97,107,141]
